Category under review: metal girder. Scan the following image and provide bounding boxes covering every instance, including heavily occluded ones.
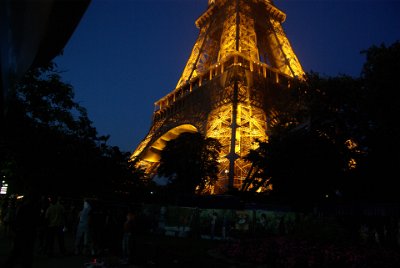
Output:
[131,0,305,193]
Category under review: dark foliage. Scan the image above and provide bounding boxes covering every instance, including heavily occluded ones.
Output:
[243,41,400,204]
[157,132,221,198]
[0,62,142,200]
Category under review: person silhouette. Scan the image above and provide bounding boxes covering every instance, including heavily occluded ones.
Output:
[45,196,66,256]
[74,199,92,255]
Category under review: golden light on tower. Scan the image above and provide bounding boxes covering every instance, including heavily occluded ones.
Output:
[131,0,305,193]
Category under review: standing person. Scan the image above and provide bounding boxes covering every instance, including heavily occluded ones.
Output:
[259,213,268,234]
[222,214,229,240]
[210,212,217,240]
[37,196,50,254]
[1,197,16,237]
[3,194,40,268]
[89,200,107,256]
[157,206,166,234]
[74,198,92,255]
[121,211,136,265]
[45,196,66,257]
[278,215,286,236]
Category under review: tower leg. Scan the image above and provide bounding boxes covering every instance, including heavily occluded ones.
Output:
[228,80,239,190]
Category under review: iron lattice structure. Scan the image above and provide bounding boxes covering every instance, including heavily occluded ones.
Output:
[131,0,305,194]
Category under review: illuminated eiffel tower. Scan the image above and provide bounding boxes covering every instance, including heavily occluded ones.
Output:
[131,0,305,194]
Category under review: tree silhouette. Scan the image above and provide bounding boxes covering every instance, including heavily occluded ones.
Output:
[157,132,221,197]
[349,41,400,201]
[242,41,400,203]
[242,74,361,202]
[0,62,141,199]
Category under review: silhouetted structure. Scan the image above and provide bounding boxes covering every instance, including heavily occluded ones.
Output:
[0,0,91,121]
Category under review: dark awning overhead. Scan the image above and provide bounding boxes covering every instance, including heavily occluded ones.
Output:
[0,0,91,107]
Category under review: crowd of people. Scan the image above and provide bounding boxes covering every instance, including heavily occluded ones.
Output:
[0,194,147,267]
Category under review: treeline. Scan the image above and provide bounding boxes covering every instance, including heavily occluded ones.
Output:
[239,41,400,204]
[0,62,152,201]
[1,41,399,205]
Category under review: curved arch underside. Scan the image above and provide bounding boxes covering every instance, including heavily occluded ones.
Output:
[141,124,198,163]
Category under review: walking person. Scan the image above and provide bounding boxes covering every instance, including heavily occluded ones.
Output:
[45,196,66,256]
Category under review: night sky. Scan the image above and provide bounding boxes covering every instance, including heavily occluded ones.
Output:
[54,0,400,153]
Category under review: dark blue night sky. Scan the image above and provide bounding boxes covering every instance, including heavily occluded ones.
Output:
[54,0,400,153]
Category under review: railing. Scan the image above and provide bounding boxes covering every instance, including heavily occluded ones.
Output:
[154,52,292,114]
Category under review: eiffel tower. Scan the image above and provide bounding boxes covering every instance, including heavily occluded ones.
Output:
[131,0,305,194]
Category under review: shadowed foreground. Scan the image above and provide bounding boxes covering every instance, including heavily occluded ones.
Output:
[1,222,400,268]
